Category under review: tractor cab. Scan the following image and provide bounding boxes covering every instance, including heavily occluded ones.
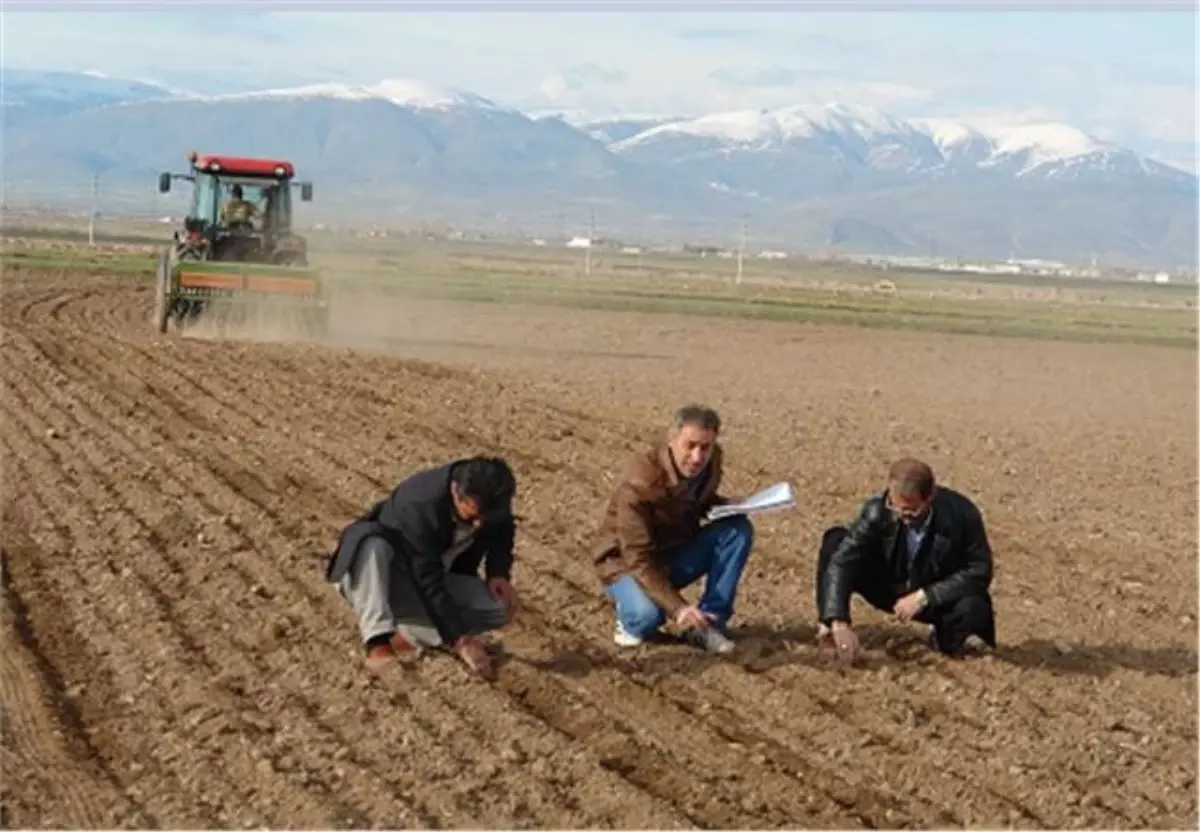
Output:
[151,150,329,339]
[159,152,314,265]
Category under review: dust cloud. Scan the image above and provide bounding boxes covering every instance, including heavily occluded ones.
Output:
[175,280,484,360]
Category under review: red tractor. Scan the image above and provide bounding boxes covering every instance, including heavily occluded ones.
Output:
[153,151,329,336]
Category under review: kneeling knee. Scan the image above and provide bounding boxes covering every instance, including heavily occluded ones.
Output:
[718,514,756,549]
[954,593,992,616]
[622,602,666,638]
[949,593,995,633]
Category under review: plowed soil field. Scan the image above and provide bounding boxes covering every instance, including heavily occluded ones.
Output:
[2,265,1197,830]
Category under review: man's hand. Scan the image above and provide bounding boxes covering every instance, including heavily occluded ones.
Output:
[674,604,715,631]
[454,635,495,680]
[487,577,520,618]
[893,589,928,622]
[830,620,861,666]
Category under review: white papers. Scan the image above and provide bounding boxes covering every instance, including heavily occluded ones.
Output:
[706,481,796,522]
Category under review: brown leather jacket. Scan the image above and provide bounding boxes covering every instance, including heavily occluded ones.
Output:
[593,442,726,615]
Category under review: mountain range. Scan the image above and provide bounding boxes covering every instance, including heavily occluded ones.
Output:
[3,69,1196,268]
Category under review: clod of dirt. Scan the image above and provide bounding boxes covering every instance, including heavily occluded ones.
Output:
[1053,640,1074,655]
[499,747,525,764]
[242,712,274,733]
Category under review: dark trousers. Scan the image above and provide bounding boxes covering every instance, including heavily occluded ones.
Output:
[817,527,996,655]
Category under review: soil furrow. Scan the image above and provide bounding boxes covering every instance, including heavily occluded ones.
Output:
[0,512,149,830]
[1,333,486,828]
[505,589,936,829]
[8,319,695,830]
[0,371,320,829]
[0,410,221,828]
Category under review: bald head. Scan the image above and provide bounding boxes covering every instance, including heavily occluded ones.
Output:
[885,458,936,526]
[888,458,935,500]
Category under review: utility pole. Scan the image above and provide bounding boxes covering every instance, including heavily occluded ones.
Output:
[88,174,99,246]
[585,207,595,277]
[736,218,747,285]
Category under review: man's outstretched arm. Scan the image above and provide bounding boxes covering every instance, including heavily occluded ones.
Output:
[819,499,884,623]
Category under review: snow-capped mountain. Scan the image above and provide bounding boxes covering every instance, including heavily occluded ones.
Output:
[2,68,186,125]
[2,71,705,221]
[199,79,506,112]
[3,69,1196,266]
[604,104,1194,192]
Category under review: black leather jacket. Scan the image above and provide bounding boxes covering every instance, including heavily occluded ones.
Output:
[819,486,993,623]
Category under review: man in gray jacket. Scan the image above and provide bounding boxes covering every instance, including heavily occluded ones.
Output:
[815,458,996,664]
[325,456,520,677]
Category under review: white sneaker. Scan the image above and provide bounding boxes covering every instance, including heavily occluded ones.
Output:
[684,627,735,654]
[613,620,644,648]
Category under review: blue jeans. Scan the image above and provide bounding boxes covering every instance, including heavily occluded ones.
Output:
[604,515,755,638]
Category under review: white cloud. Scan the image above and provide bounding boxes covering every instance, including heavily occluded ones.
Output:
[1095,84,1197,144]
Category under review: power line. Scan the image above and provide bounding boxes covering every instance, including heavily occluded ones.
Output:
[585,207,595,277]
[88,174,99,246]
[736,217,747,285]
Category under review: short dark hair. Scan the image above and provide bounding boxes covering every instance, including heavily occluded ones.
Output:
[451,456,516,513]
[672,404,721,434]
[888,458,935,500]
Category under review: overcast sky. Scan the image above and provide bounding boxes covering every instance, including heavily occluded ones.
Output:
[6,7,1197,168]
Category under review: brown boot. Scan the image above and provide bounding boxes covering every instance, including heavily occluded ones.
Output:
[363,629,418,672]
[364,643,397,672]
[390,631,418,653]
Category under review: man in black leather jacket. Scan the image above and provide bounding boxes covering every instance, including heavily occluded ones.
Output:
[815,458,996,663]
[325,456,520,677]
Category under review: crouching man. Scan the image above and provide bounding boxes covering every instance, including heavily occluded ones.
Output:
[592,404,755,655]
[816,458,996,664]
[325,456,521,678]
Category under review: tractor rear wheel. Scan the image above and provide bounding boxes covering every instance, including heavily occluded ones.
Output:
[153,250,171,334]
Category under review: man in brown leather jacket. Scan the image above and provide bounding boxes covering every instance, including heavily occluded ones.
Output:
[593,404,755,654]
[816,458,996,664]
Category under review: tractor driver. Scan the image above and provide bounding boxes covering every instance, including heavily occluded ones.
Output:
[220,184,259,228]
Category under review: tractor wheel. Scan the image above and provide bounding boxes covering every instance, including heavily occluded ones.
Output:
[153,250,171,334]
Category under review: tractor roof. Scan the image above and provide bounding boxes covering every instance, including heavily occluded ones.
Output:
[190,152,295,179]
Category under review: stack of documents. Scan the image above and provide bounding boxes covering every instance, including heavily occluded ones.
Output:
[706,482,796,522]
